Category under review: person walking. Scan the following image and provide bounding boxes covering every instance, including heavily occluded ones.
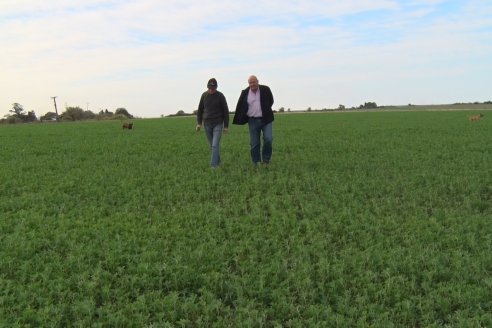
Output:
[233,75,274,166]
[196,78,229,168]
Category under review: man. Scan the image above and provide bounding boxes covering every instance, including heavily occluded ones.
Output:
[233,75,274,165]
[196,78,229,168]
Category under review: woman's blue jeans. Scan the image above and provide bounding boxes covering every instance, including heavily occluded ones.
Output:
[204,123,223,167]
[248,118,273,164]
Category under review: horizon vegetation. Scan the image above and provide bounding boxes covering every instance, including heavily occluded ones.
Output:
[2,101,492,122]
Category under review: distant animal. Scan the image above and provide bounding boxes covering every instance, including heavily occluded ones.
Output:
[468,113,484,122]
[122,122,133,129]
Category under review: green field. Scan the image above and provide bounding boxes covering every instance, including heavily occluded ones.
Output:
[1,111,491,327]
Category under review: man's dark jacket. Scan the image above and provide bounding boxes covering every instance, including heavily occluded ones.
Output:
[232,85,274,125]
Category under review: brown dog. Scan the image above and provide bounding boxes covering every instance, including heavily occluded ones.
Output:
[122,122,133,129]
[468,113,484,122]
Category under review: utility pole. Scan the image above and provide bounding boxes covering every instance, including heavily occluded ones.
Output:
[51,96,59,121]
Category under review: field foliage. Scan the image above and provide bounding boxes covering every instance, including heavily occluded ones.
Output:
[1,111,491,327]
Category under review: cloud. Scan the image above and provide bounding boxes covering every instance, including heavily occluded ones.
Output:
[1,0,492,117]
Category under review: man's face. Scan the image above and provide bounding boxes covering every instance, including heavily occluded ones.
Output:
[207,87,217,94]
[248,77,259,91]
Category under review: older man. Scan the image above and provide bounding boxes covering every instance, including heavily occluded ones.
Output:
[233,75,274,165]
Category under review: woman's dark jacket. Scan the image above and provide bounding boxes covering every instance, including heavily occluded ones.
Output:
[232,85,274,125]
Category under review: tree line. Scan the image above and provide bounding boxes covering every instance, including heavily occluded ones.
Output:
[1,103,134,124]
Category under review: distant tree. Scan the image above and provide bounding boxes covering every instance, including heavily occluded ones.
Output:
[360,102,378,109]
[60,106,85,121]
[41,112,58,121]
[338,104,345,110]
[10,103,25,117]
[115,108,133,118]
[96,109,114,120]
[278,107,285,113]
[4,116,19,124]
[307,107,312,112]
[176,110,185,116]
[83,110,96,120]
[7,103,36,122]
[26,111,37,122]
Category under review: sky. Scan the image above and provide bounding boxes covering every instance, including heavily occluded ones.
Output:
[1,0,491,118]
